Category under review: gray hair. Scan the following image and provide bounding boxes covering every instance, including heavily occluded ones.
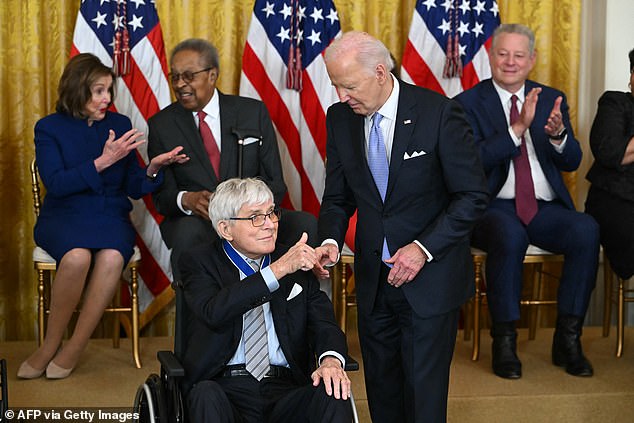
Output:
[209,178,274,238]
[492,24,536,55]
[324,31,395,75]
[170,38,220,71]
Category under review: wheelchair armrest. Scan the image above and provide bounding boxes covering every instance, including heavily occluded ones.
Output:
[345,355,359,372]
[157,350,185,378]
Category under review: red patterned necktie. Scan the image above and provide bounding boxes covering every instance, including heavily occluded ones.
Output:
[197,111,220,179]
[510,95,538,225]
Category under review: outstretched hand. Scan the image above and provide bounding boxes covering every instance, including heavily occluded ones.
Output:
[95,128,145,172]
[312,243,339,279]
[147,146,189,176]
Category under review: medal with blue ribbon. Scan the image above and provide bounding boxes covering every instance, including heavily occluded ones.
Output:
[222,239,271,276]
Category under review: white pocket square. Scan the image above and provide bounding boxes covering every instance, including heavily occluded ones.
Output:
[286,283,303,301]
[403,150,426,160]
[243,136,261,146]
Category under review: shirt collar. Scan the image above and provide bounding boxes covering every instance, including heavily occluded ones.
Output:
[229,242,262,268]
[368,73,400,123]
[492,79,525,105]
[193,88,219,120]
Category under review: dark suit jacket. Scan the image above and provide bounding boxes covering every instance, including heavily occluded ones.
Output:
[147,92,286,246]
[178,239,347,394]
[586,91,634,202]
[318,81,489,318]
[455,79,582,209]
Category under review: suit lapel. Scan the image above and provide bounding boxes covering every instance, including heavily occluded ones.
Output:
[174,103,218,183]
[481,80,510,136]
[387,84,417,201]
[218,92,237,181]
[349,112,384,201]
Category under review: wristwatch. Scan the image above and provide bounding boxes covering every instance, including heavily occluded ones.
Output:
[550,128,567,140]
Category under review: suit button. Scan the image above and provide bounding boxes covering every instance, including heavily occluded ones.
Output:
[373,250,379,257]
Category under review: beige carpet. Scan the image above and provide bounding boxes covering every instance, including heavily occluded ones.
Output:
[3,325,634,422]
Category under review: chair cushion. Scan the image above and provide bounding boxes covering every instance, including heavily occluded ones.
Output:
[525,245,555,255]
[130,245,142,262]
[33,246,56,263]
[471,245,556,257]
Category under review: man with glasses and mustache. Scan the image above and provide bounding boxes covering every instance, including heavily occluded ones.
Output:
[148,39,309,280]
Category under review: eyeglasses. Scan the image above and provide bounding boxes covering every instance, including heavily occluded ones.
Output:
[229,208,282,227]
[168,67,213,84]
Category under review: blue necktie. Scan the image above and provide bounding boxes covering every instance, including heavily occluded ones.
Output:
[367,113,391,265]
[368,113,388,199]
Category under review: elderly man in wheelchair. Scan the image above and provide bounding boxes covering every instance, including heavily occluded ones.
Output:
[135,177,353,422]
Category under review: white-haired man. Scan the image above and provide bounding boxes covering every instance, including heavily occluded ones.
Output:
[179,177,352,422]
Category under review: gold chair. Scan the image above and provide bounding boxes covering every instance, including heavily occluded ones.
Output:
[465,245,564,361]
[30,159,142,368]
[602,251,634,357]
[331,254,356,332]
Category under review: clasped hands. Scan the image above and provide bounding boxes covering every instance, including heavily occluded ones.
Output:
[95,128,189,173]
[313,242,427,287]
[511,87,566,143]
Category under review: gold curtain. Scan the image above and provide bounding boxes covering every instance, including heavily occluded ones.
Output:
[0,0,581,341]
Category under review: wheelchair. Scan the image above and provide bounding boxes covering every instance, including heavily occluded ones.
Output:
[133,275,360,423]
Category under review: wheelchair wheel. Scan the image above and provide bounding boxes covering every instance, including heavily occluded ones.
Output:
[134,373,167,423]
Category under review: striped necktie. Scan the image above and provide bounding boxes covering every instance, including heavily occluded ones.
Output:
[244,259,270,381]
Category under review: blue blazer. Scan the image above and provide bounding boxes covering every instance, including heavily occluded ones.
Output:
[318,81,489,318]
[454,79,581,209]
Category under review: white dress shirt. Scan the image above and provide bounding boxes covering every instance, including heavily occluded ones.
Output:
[177,89,222,214]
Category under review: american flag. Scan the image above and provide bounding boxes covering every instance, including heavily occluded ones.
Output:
[71,0,173,329]
[401,0,500,97]
[239,0,342,225]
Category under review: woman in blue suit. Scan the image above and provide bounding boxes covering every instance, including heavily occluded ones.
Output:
[18,53,187,380]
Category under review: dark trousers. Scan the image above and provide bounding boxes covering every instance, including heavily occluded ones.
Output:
[472,198,600,322]
[358,265,460,423]
[187,375,352,423]
[586,185,634,279]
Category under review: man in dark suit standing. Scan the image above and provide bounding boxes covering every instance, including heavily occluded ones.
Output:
[180,177,351,422]
[316,31,489,423]
[148,38,292,277]
[455,24,599,380]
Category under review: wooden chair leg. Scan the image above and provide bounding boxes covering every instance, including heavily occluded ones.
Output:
[472,260,483,361]
[528,264,542,341]
[130,266,142,369]
[603,257,613,337]
[37,269,46,346]
[112,284,121,349]
[616,277,625,358]
[331,261,349,333]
